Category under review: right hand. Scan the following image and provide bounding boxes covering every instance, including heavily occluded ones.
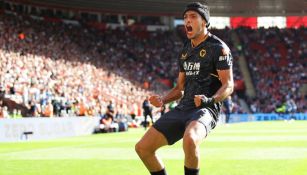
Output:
[149,95,164,107]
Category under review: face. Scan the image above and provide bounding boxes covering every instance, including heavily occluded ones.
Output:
[183,10,206,39]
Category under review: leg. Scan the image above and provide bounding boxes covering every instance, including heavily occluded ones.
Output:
[137,108,186,174]
[183,121,207,169]
[135,126,168,172]
[182,108,216,175]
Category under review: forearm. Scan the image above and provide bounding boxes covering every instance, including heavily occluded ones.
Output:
[212,83,234,103]
[161,87,183,104]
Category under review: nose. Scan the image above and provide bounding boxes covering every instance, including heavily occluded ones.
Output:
[185,16,191,23]
[185,20,191,26]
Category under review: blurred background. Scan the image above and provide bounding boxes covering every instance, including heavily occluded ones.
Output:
[0,0,306,120]
[0,0,306,174]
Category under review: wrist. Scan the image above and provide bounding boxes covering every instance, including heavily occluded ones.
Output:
[208,97,215,105]
[200,96,215,107]
[211,97,216,104]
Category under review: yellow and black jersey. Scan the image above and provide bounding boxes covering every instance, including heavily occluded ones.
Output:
[177,32,233,120]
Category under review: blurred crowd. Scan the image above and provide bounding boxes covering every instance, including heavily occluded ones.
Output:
[0,12,306,123]
[0,13,159,119]
[237,27,306,113]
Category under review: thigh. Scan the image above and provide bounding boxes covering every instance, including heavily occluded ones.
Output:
[137,126,168,151]
[183,120,207,145]
[153,108,186,145]
[186,108,216,138]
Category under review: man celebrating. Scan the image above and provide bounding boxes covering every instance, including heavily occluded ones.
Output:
[135,2,234,175]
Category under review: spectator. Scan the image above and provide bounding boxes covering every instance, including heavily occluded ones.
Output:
[0,12,305,117]
[142,96,154,129]
[223,96,233,123]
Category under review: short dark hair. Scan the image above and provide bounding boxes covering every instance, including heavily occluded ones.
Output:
[183,2,210,27]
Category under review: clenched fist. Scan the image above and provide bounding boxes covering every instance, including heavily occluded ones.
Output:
[194,95,215,107]
[149,95,164,107]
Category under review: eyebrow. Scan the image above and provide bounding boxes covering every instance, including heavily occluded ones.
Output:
[185,12,198,16]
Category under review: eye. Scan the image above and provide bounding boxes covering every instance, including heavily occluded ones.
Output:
[191,15,197,19]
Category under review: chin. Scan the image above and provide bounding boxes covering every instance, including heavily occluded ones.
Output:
[186,34,194,39]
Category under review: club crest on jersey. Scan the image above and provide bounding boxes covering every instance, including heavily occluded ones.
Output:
[181,53,187,59]
[199,49,206,58]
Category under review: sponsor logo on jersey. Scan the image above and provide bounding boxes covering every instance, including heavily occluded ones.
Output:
[183,62,200,76]
[199,49,206,58]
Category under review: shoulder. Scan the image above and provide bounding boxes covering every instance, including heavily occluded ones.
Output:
[207,33,231,56]
[182,40,190,51]
[179,40,190,60]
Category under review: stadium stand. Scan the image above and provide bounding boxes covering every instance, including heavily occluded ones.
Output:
[0,13,154,118]
[236,27,306,113]
[0,2,306,122]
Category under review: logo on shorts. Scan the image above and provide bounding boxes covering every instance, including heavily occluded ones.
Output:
[199,49,206,58]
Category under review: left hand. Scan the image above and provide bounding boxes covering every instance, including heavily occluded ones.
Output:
[194,95,203,107]
[194,95,215,107]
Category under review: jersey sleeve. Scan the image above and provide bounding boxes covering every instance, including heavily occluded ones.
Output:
[178,41,189,72]
[214,44,233,70]
[178,58,185,72]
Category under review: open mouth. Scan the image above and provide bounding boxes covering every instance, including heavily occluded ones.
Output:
[186,25,193,33]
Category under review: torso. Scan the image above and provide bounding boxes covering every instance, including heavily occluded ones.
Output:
[176,33,233,119]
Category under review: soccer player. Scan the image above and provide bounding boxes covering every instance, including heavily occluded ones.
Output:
[135,2,234,175]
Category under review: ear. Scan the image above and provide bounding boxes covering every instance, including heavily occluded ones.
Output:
[202,19,206,28]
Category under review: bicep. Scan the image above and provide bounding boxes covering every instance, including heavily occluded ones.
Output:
[176,72,186,91]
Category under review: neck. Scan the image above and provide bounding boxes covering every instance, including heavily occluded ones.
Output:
[191,30,209,48]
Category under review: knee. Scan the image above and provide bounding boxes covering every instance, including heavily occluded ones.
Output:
[183,133,199,154]
[135,141,151,158]
[135,141,143,155]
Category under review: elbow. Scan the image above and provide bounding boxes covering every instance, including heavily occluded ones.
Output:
[175,84,184,92]
[228,82,234,95]
[230,86,234,95]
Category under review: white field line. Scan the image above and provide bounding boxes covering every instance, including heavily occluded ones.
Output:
[0,147,307,160]
[206,135,307,142]
[214,129,307,134]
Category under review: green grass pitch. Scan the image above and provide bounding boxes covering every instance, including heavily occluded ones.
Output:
[0,121,307,175]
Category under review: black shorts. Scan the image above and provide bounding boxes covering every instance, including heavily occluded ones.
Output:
[153,107,217,145]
